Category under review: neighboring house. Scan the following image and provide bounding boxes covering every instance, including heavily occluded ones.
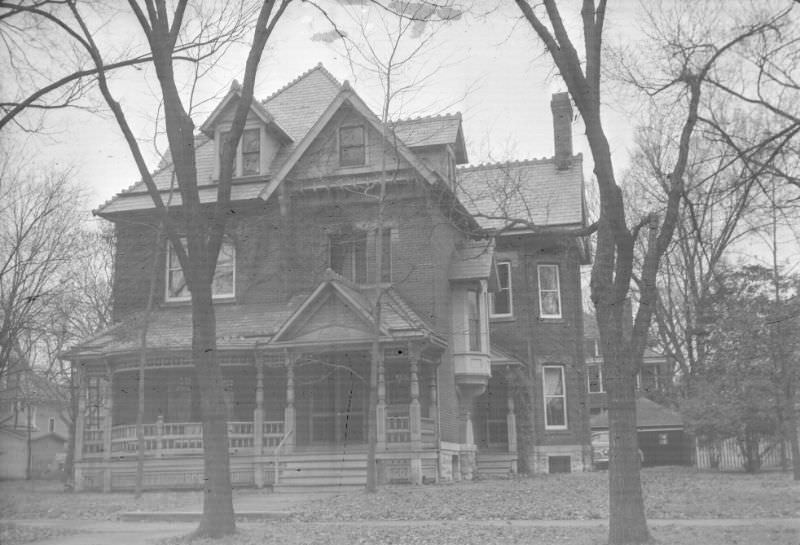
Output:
[583,313,688,466]
[62,65,589,492]
[0,366,70,479]
[583,312,673,416]
[590,397,689,466]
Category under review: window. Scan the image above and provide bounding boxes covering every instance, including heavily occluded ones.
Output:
[329,228,390,284]
[467,289,482,352]
[587,364,603,393]
[490,261,512,317]
[537,264,562,319]
[167,376,193,422]
[658,432,669,445]
[166,239,235,301]
[548,455,572,473]
[218,128,261,177]
[330,230,367,283]
[48,417,55,433]
[339,125,365,166]
[543,365,567,429]
[241,129,260,175]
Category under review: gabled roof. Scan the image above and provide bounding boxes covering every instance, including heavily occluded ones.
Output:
[258,82,440,202]
[95,64,343,217]
[456,156,585,231]
[590,397,684,430]
[392,113,468,163]
[198,80,291,141]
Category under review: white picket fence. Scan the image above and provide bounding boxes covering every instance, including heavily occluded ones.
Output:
[695,437,790,470]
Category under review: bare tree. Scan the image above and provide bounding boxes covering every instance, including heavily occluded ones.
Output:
[507,2,791,542]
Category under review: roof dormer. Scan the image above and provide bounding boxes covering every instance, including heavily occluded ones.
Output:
[200,80,293,180]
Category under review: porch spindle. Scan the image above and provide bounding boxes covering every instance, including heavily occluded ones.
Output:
[376,349,386,449]
[155,415,164,458]
[409,347,423,485]
[284,354,295,451]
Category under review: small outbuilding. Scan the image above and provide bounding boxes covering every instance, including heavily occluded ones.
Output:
[590,397,689,466]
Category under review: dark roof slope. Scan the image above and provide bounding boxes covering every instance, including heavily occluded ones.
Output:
[457,156,585,231]
[590,397,684,429]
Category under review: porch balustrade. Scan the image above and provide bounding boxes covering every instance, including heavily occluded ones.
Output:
[84,419,285,457]
[386,407,410,444]
[421,417,436,448]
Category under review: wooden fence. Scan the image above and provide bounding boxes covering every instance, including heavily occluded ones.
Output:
[695,437,791,470]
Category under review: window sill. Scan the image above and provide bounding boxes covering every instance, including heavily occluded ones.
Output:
[538,316,565,323]
[161,296,237,307]
[544,428,570,434]
[490,315,515,323]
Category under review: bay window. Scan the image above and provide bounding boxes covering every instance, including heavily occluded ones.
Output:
[467,289,481,351]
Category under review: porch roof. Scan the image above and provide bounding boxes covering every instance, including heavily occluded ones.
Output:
[63,275,441,359]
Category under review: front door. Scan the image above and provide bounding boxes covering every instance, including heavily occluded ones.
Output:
[296,358,367,446]
[474,377,508,449]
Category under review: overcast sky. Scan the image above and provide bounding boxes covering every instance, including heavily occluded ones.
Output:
[12,1,646,212]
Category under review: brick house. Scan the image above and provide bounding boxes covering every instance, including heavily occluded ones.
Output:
[62,66,590,491]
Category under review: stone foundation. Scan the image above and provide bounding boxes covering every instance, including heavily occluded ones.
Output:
[530,444,590,474]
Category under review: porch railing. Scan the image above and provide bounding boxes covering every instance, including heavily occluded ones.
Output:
[386,407,410,443]
[87,419,284,457]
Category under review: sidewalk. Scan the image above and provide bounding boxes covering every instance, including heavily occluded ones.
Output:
[7,517,800,545]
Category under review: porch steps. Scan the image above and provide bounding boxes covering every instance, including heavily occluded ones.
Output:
[476,451,517,477]
[273,452,367,492]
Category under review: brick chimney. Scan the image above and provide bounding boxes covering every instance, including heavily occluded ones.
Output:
[550,92,573,170]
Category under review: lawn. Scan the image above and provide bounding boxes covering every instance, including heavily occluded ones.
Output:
[2,468,798,545]
[290,467,800,522]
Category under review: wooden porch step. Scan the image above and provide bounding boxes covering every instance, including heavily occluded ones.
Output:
[476,451,517,477]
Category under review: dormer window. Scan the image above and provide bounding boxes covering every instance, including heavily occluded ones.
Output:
[339,125,365,167]
[218,128,261,178]
[167,238,235,302]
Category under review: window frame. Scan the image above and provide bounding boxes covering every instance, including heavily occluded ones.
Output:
[217,126,262,178]
[587,363,604,393]
[378,228,392,283]
[339,125,366,167]
[165,238,236,303]
[329,229,368,284]
[543,365,568,430]
[467,288,482,352]
[490,261,513,318]
[537,264,562,319]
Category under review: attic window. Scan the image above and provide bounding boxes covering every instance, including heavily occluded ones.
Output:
[339,125,365,167]
[218,128,261,178]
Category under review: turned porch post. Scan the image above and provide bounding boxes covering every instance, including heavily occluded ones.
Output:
[73,361,86,490]
[507,391,517,454]
[284,352,296,451]
[409,345,423,485]
[429,369,438,430]
[376,348,386,450]
[254,358,265,488]
[102,368,113,492]
[254,360,264,454]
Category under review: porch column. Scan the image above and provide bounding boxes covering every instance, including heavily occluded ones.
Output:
[254,360,264,454]
[376,348,386,450]
[284,353,296,452]
[254,359,265,488]
[409,345,422,485]
[507,393,517,454]
[429,369,438,432]
[73,362,86,491]
[102,371,113,492]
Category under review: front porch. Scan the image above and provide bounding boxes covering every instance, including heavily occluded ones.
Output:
[75,346,441,491]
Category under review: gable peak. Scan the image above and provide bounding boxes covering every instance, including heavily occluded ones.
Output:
[230,79,242,92]
[262,63,342,104]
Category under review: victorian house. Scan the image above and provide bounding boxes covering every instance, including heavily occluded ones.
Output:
[63,65,590,491]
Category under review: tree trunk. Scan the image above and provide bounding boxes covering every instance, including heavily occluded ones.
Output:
[786,402,800,480]
[192,284,235,537]
[599,303,651,545]
[366,341,379,492]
